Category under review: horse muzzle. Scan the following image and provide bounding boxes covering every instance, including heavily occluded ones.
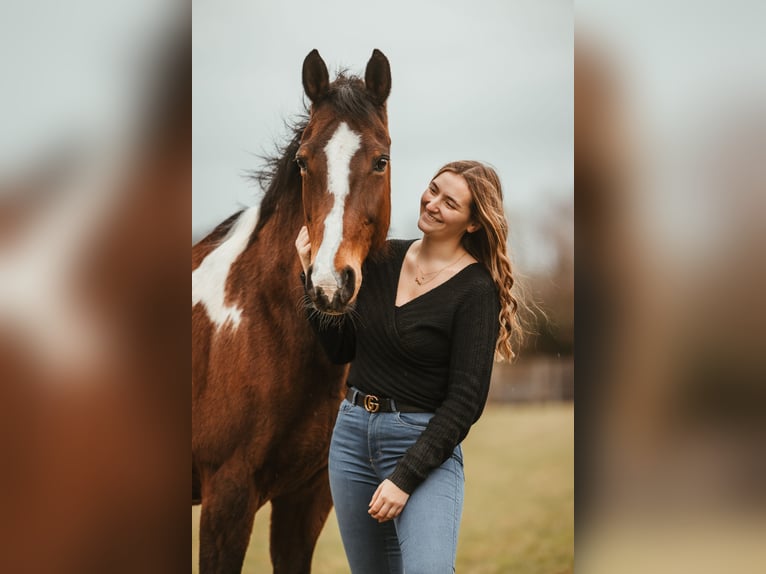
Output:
[305,265,357,314]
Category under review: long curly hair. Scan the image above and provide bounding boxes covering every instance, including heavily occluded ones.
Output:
[432,161,525,361]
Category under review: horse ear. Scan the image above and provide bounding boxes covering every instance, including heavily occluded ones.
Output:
[365,49,391,106]
[302,49,329,104]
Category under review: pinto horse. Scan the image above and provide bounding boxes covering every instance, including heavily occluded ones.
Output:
[192,49,392,573]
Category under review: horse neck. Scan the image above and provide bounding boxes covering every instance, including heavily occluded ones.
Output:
[237,176,305,288]
[260,192,305,246]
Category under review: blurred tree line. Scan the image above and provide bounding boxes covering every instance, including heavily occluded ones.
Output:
[511,194,574,358]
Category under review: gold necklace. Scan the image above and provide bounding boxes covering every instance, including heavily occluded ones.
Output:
[414,251,467,285]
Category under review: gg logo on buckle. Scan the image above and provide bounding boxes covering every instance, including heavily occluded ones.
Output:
[363,394,380,413]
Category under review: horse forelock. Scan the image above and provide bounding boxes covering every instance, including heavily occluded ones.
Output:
[322,74,384,123]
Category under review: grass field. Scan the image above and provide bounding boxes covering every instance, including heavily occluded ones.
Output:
[192,403,573,573]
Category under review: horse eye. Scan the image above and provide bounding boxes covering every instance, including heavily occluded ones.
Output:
[374,156,389,172]
[295,157,307,171]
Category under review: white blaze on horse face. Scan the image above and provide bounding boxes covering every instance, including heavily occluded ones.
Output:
[192,205,260,330]
[312,122,361,295]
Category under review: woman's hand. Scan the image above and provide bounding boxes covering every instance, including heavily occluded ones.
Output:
[368,479,410,523]
[294,225,311,274]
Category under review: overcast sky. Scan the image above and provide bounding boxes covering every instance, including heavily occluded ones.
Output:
[193,0,573,270]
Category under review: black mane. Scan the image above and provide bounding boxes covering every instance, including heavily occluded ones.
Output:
[249,114,307,240]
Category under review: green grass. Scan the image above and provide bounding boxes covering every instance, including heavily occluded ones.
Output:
[192,403,573,573]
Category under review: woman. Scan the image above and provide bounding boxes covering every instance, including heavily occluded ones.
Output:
[295,160,521,573]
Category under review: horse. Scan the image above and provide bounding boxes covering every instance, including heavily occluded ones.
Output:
[192,49,392,573]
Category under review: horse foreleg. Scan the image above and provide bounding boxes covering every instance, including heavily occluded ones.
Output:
[198,464,261,574]
[269,465,334,574]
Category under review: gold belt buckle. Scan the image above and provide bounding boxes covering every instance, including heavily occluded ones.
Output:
[363,394,380,413]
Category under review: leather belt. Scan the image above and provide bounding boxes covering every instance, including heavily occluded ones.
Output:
[345,387,430,414]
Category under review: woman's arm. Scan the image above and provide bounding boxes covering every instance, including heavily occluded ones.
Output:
[387,280,500,493]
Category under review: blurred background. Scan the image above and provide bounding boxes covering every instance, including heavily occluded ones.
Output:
[0,1,189,572]
[576,1,766,572]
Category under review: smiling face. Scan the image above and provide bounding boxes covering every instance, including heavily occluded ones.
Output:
[418,171,479,239]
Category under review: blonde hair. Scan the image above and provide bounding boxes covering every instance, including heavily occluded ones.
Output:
[433,161,525,361]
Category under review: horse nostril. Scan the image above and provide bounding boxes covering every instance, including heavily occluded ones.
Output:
[310,285,331,310]
[305,265,314,289]
[338,266,356,305]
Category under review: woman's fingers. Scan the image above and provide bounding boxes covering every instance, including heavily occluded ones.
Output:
[369,483,383,510]
[368,479,409,522]
[372,502,392,520]
[295,226,308,249]
[295,226,311,273]
[370,502,397,522]
[368,488,384,516]
[372,504,403,523]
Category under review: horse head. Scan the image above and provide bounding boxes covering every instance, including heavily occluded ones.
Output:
[298,49,391,314]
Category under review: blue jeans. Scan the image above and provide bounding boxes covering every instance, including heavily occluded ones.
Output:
[328,397,465,573]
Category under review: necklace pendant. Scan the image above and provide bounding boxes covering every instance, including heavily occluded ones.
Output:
[415,276,423,285]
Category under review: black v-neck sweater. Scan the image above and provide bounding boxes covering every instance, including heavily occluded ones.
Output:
[307,239,500,493]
